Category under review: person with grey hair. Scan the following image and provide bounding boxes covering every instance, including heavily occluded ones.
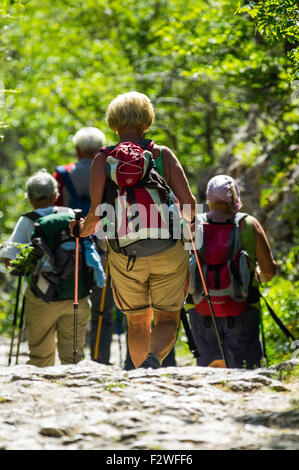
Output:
[53,127,106,214]
[1,169,60,265]
[27,168,60,202]
[53,126,116,366]
[0,169,91,367]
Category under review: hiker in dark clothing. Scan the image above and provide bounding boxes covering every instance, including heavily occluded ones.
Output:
[0,170,93,367]
[53,127,115,365]
[189,174,276,369]
[70,91,196,369]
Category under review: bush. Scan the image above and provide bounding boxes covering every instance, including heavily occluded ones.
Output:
[260,276,299,365]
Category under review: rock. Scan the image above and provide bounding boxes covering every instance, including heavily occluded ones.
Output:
[270,359,299,372]
[40,423,74,438]
[0,345,298,451]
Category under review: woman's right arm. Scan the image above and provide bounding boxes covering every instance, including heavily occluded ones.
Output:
[252,217,276,282]
[70,153,107,237]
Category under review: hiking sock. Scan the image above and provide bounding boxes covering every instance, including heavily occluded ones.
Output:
[138,353,161,369]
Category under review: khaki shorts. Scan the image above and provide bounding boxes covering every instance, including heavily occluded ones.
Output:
[108,240,189,315]
[24,287,90,367]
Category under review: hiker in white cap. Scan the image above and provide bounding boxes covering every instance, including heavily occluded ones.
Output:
[188,174,276,369]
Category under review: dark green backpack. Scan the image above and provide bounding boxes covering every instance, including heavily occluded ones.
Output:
[24,209,94,302]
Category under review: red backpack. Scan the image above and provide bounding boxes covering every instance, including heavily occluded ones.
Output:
[190,212,252,317]
[101,139,178,268]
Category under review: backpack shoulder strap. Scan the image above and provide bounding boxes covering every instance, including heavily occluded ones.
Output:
[53,206,74,215]
[23,207,73,222]
[196,213,208,223]
[233,212,248,226]
[226,212,248,259]
[138,138,154,150]
[55,165,78,201]
[22,211,40,222]
[101,139,154,156]
[100,144,119,155]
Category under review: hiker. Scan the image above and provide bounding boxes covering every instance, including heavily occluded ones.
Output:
[123,318,178,370]
[70,91,197,369]
[0,170,104,367]
[53,126,106,216]
[53,127,115,365]
[188,174,276,369]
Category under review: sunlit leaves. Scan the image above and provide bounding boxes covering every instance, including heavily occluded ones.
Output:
[0,0,297,224]
[236,0,299,81]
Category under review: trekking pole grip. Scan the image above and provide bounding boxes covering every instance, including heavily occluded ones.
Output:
[73,209,83,238]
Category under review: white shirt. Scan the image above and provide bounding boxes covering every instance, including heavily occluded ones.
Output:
[0,207,58,260]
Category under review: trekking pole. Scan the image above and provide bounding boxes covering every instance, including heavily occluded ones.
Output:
[73,209,82,364]
[180,306,201,359]
[255,265,297,353]
[15,296,26,365]
[186,222,228,367]
[116,307,123,368]
[8,275,22,366]
[259,309,268,368]
[94,257,109,361]
[253,267,268,367]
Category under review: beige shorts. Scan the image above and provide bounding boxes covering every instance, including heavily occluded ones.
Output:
[108,240,189,315]
[24,287,90,367]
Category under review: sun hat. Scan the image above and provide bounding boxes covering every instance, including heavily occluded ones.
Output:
[206,174,243,210]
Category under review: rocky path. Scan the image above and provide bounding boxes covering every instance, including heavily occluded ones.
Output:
[0,336,298,452]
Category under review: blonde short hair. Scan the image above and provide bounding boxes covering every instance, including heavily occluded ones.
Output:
[106,91,155,134]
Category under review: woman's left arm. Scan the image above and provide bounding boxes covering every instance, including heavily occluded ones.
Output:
[252,217,276,282]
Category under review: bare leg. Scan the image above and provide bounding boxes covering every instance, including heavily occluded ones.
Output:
[126,310,152,368]
[149,310,180,364]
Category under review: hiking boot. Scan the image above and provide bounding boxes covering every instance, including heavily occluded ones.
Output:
[139,353,161,369]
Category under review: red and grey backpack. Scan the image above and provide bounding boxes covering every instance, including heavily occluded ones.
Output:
[190,212,252,317]
[101,139,178,269]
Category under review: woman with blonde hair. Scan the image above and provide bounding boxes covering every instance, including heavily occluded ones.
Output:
[71,91,196,369]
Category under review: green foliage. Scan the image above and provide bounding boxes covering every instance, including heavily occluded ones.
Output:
[0,0,298,364]
[176,320,196,366]
[8,244,38,280]
[236,0,299,81]
[261,276,299,364]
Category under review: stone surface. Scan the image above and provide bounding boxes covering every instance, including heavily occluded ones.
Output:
[0,336,298,451]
